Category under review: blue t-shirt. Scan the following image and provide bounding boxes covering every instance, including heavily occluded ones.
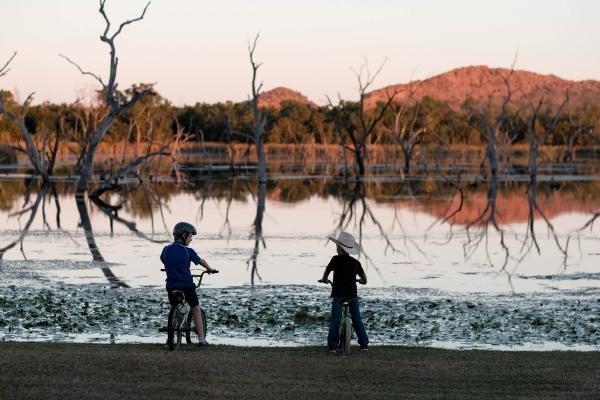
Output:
[160,242,202,289]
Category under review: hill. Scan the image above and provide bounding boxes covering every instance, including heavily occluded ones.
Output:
[363,66,600,110]
[257,87,315,109]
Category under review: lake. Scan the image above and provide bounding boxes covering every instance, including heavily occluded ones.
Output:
[0,163,599,349]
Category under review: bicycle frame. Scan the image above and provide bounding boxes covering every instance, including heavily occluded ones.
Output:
[339,298,353,355]
[161,269,210,351]
[322,279,355,355]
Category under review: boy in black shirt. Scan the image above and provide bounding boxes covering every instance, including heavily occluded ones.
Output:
[319,231,369,352]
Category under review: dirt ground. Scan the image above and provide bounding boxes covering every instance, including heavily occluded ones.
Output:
[0,342,598,399]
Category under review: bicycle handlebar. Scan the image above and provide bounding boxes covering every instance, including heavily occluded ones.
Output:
[318,278,362,286]
[161,268,219,288]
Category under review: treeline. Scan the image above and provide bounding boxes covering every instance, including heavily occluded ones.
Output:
[1,85,599,148]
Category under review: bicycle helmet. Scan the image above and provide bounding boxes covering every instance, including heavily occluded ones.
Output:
[173,222,197,239]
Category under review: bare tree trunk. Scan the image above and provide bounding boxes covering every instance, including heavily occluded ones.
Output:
[0,52,50,181]
[329,60,397,179]
[248,34,268,184]
[61,2,154,196]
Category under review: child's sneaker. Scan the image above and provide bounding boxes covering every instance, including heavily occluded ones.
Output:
[327,346,337,354]
[359,345,369,352]
[198,339,209,348]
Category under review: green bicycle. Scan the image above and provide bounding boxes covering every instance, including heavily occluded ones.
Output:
[320,279,355,355]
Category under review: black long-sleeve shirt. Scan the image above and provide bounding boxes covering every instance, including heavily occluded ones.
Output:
[325,254,365,298]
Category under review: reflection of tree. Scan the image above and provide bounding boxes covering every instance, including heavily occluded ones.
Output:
[0,183,47,260]
[75,193,129,288]
[89,194,169,244]
[332,179,408,281]
[247,181,266,285]
[458,65,515,271]
[518,97,570,265]
[462,173,510,270]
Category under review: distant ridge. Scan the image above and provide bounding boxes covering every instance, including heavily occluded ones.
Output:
[255,67,600,110]
[363,66,600,110]
[257,87,315,109]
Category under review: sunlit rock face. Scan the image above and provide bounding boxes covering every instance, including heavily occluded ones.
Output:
[364,66,600,111]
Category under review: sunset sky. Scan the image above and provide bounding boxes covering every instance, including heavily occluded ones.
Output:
[1,0,598,105]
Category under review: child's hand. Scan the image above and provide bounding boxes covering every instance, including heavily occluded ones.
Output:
[207,267,219,274]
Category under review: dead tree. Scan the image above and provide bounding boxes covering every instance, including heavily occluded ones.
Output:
[382,92,429,176]
[60,1,155,196]
[229,34,268,183]
[463,68,516,180]
[458,68,518,271]
[228,34,268,284]
[518,96,570,262]
[0,52,59,182]
[559,104,598,163]
[328,60,397,178]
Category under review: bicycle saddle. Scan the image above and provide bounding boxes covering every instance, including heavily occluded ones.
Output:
[171,290,185,303]
[341,297,353,306]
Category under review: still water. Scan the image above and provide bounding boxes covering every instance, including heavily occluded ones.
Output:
[0,172,599,349]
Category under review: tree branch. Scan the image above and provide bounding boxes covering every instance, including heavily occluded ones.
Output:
[59,54,105,87]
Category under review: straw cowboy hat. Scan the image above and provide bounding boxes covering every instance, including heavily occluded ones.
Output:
[328,231,360,255]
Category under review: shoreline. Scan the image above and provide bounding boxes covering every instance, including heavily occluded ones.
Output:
[2,337,598,352]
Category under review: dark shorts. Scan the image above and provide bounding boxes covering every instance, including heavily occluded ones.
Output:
[166,286,199,307]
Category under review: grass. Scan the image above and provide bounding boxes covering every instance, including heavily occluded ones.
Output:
[0,343,598,399]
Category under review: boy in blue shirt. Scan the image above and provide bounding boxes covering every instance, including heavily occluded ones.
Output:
[319,231,369,353]
[161,222,218,346]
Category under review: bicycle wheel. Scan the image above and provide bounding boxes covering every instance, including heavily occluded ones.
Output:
[343,316,352,355]
[167,306,177,351]
[185,311,194,344]
[201,307,208,338]
[168,306,184,351]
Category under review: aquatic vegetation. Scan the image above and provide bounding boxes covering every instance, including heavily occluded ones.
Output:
[0,284,598,349]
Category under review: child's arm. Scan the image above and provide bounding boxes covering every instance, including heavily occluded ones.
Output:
[358,271,367,285]
[318,260,334,283]
[357,262,367,285]
[318,270,330,283]
[199,258,218,273]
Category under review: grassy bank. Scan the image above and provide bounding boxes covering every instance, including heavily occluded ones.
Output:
[0,343,598,399]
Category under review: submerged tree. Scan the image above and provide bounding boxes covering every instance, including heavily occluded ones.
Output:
[328,60,397,178]
[514,95,572,268]
[0,52,60,182]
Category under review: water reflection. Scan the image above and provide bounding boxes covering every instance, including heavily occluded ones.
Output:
[248,181,266,285]
[0,181,47,259]
[74,193,129,288]
[0,168,599,290]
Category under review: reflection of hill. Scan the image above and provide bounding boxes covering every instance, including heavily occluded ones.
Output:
[2,176,600,225]
[425,190,600,225]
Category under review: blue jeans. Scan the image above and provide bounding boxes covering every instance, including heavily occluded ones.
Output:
[327,297,369,347]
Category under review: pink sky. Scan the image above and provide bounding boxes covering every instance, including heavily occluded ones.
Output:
[1,0,599,105]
